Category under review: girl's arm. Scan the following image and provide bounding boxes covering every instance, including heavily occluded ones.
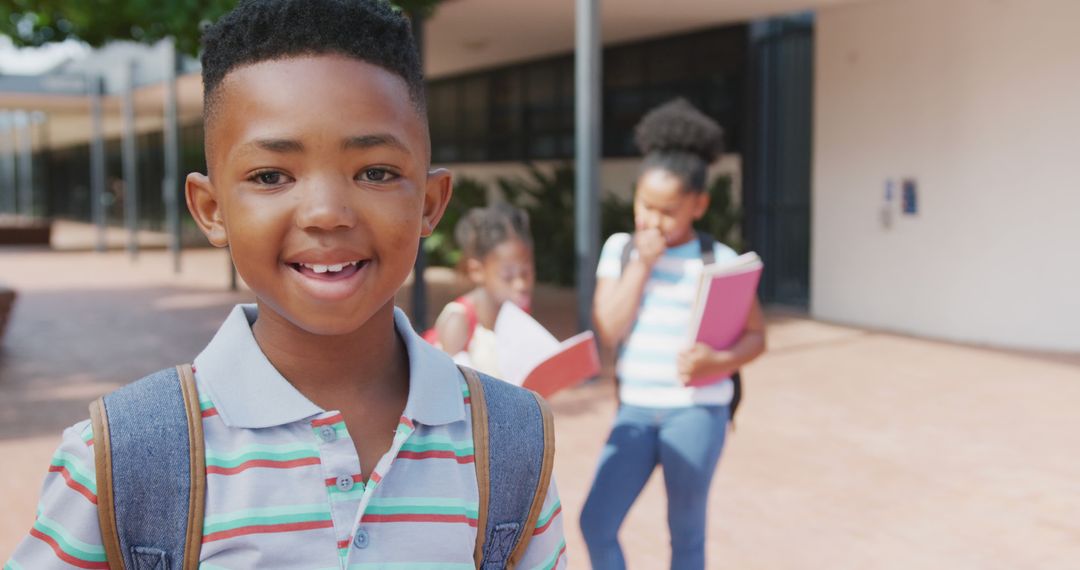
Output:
[592,263,650,347]
[593,229,666,346]
[678,297,767,383]
[434,304,471,356]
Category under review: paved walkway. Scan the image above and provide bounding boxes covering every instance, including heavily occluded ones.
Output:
[1,245,1078,568]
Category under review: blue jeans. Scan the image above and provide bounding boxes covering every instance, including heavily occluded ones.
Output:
[580,403,729,570]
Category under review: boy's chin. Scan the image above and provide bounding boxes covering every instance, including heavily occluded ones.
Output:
[266,299,394,338]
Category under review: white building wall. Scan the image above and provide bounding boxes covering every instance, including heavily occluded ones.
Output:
[814,0,1080,351]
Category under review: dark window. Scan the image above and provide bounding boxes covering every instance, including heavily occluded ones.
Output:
[427,24,747,163]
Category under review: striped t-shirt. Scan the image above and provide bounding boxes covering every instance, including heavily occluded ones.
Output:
[5,304,566,570]
[597,232,738,408]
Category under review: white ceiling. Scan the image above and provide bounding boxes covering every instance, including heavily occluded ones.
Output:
[424,0,868,78]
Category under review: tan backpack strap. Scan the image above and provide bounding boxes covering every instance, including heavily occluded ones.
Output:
[507,391,556,568]
[177,363,206,570]
[461,366,490,568]
[90,397,125,570]
[89,364,206,570]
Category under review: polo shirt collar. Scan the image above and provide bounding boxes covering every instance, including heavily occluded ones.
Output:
[193,304,465,429]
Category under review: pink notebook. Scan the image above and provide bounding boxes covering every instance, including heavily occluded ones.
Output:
[686,252,763,386]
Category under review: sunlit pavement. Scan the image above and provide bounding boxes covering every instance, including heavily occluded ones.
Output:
[2,242,1077,569]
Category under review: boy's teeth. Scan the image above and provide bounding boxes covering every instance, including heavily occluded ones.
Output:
[299,260,360,274]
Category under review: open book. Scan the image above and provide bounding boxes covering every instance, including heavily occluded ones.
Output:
[493,302,601,398]
[686,251,764,386]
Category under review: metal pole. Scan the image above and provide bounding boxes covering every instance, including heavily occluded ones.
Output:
[410,11,429,330]
[163,37,182,272]
[0,112,13,215]
[89,75,107,252]
[34,111,49,219]
[122,60,139,259]
[16,110,34,219]
[575,0,602,331]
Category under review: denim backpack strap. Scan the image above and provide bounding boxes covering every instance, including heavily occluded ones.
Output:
[460,366,555,570]
[90,364,206,570]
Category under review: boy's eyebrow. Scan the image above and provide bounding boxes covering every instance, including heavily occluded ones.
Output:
[343,133,408,152]
[252,138,305,153]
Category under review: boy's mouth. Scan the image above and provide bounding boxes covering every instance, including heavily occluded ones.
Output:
[288,260,368,280]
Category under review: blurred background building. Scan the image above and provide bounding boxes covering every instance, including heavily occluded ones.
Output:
[1,0,1077,352]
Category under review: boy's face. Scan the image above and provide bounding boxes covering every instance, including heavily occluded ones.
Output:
[187,55,451,336]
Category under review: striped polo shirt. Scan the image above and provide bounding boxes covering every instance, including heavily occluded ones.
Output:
[5,304,566,570]
[597,232,738,409]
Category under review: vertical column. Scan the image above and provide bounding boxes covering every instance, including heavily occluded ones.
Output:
[89,74,108,252]
[574,0,602,331]
[0,112,14,215]
[163,37,182,272]
[122,60,139,259]
[16,110,34,219]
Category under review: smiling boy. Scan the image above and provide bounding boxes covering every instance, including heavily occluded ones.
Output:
[5,1,566,569]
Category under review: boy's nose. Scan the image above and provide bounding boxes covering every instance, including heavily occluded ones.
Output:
[295,180,359,231]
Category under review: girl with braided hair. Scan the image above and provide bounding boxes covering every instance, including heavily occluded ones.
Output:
[581,99,767,569]
[428,202,535,377]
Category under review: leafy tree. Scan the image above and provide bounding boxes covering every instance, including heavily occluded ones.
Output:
[0,0,442,56]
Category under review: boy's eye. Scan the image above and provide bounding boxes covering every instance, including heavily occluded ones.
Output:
[252,171,287,185]
[359,168,397,182]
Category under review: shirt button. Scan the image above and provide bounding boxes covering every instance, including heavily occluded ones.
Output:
[353,529,370,549]
[318,425,337,443]
[336,474,355,492]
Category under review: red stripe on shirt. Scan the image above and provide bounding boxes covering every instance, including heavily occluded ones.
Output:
[397,450,475,464]
[533,505,562,536]
[311,414,344,427]
[362,513,478,526]
[47,465,97,505]
[324,474,362,487]
[203,520,334,543]
[28,528,109,569]
[206,457,321,476]
[201,407,219,418]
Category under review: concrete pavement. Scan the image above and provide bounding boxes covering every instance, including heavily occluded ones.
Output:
[1,245,1077,568]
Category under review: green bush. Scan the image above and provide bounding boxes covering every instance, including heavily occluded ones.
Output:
[497,164,579,287]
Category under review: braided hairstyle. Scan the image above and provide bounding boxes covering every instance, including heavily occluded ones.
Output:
[454,203,533,264]
[634,98,724,193]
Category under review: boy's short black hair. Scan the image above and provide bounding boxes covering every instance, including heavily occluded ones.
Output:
[200,0,425,120]
[634,98,724,193]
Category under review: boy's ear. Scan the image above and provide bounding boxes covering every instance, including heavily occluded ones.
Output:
[186,172,228,248]
[421,168,453,237]
[692,192,711,220]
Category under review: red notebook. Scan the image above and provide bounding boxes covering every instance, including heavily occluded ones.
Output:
[494,302,601,398]
[686,252,763,387]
